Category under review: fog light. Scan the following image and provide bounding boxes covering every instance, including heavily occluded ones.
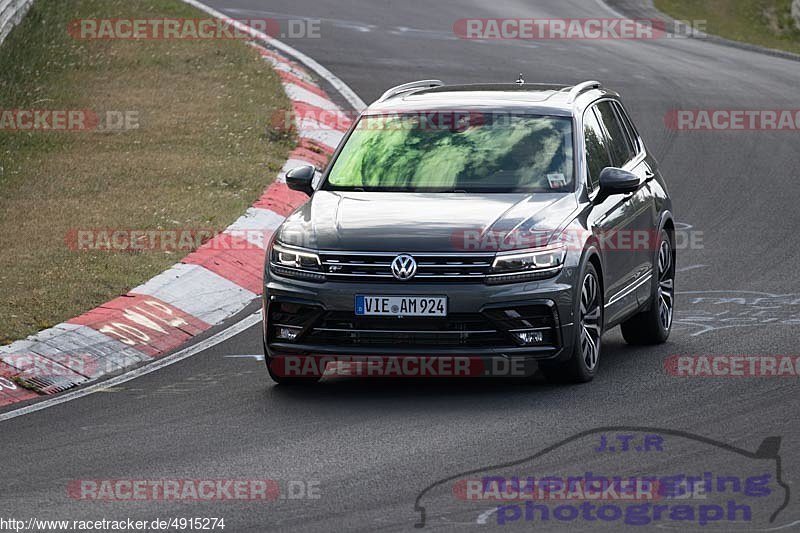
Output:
[514,331,543,344]
[276,327,300,341]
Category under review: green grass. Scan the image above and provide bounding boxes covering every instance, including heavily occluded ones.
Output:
[0,0,294,344]
[655,0,800,54]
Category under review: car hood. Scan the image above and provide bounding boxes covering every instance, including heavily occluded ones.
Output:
[275,191,578,253]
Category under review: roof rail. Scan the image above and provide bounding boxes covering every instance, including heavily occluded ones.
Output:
[566,80,602,103]
[377,80,444,103]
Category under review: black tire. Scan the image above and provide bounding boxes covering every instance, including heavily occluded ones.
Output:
[620,229,675,345]
[540,261,603,384]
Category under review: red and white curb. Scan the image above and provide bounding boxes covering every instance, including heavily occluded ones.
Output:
[0,28,358,408]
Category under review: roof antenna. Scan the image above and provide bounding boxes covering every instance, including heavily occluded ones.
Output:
[515,73,525,86]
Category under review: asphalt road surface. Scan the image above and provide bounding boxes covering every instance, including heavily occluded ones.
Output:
[2,0,799,531]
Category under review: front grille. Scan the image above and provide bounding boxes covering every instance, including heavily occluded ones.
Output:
[318,251,495,283]
[305,312,507,347]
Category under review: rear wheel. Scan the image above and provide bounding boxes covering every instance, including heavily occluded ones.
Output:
[540,262,602,384]
[620,229,674,345]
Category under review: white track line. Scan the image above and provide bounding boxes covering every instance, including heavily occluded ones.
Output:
[180,0,366,111]
[0,312,261,423]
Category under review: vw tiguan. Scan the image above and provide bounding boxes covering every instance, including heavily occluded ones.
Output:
[263,80,675,384]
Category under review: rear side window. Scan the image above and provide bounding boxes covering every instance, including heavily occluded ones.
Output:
[613,102,640,155]
[583,108,612,191]
[595,101,634,167]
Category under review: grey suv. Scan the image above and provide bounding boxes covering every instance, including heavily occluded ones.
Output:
[262,80,675,384]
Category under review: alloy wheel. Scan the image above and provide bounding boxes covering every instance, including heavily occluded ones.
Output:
[580,272,601,371]
[657,239,674,331]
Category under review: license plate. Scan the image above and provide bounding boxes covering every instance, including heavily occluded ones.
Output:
[355,295,447,317]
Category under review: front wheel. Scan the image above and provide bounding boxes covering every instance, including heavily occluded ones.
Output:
[620,229,674,345]
[540,262,603,384]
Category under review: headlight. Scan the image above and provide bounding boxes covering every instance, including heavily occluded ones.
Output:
[269,243,326,282]
[487,244,566,285]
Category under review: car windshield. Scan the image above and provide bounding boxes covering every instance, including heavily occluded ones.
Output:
[323,112,574,193]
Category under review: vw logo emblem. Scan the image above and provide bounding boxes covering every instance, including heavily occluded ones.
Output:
[391,254,417,281]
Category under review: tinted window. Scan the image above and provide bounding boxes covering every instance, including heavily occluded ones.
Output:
[583,108,611,191]
[613,102,640,155]
[595,101,634,167]
[325,113,574,193]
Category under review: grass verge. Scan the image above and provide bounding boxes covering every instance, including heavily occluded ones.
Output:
[655,0,800,54]
[0,0,293,344]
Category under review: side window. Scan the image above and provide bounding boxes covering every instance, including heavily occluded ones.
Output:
[583,107,612,191]
[613,102,640,156]
[595,101,634,167]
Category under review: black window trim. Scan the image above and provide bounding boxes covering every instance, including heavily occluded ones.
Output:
[610,102,638,160]
[611,100,644,161]
[612,101,643,161]
[581,104,613,196]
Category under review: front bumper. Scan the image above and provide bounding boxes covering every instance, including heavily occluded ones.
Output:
[263,271,577,363]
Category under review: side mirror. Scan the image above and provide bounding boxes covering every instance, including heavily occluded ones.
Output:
[596,167,640,203]
[285,165,316,196]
